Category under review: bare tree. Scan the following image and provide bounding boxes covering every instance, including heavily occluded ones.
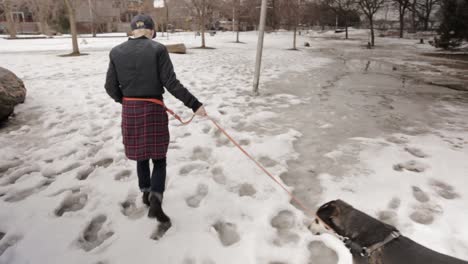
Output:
[22,0,54,36]
[233,0,240,42]
[393,0,411,37]
[414,0,440,31]
[2,0,17,38]
[323,0,357,39]
[358,0,386,46]
[164,0,169,37]
[190,0,218,48]
[230,0,249,43]
[87,0,97,37]
[64,0,80,55]
[277,0,301,49]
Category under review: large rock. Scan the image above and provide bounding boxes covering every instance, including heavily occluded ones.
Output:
[165,43,186,54]
[0,67,26,122]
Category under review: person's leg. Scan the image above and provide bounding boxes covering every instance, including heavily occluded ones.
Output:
[148,158,170,222]
[151,158,167,194]
[136,159,151,205]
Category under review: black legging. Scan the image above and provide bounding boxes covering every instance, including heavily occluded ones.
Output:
[136,158,166,193]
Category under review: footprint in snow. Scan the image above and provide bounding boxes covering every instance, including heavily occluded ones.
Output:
[179,163,208,176]
[0,234,22,257]
[41,162,81,178]
[216,136,231,147]
[308,241,339,264]
[259,156,277,168]
[378,210,399,226]
[77,215,114,252]
[211,167,226,185]
[4,179,53,202]
[202,126,211,134]
[76,166,95,181]
[55,189,88,217]
[238,139,250,146]
[386,135,409,145]
[238,183,256,197]
[1,165,40,186]
[412,186,430,203]
[405,147,429,158]
[429,179,460,200]
[186,184,209,208]
[114,170,132,181]
[120,193,146,219]
[388,197,401,209]
[409,203,443,225]
[182,258,196,264]
[393,160,428,173]
[92,158,114,168]
[0,159,23,175]
[377,197,401,226]
[271,210,299,245]
[213,221,240,247]
[86,144,103,158]
[192,147,212,161]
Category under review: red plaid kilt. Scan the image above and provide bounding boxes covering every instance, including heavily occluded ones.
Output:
[121,100,169,161]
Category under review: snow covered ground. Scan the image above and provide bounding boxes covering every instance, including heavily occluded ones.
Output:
[0,30,467,264]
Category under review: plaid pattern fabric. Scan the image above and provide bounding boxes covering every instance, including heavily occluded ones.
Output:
[122,100,169,161]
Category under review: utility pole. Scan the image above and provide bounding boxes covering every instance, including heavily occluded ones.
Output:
[252,0,268,95]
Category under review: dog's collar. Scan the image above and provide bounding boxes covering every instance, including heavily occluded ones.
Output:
[315,215,401,257]
[344,231,401,257]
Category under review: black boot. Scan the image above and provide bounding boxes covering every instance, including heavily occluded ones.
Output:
[148,192,170,223]
[142,191,150,206]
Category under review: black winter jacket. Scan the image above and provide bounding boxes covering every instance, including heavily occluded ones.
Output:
[105,36,202,112]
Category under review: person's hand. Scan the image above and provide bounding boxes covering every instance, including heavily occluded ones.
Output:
[195,106,207,117]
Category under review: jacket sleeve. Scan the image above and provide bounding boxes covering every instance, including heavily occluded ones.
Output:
[157,46,202,112]
[104,56,123,104]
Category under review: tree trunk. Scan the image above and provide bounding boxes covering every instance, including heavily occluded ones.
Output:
[293,25,297,49]
[399,10,405,38]
[37,1,51,36]
[424,4,431,31]
[370,16,375,46]
[39,20,51,36]
[236,18,240,43]
[345,14,349,40]
[4,0,17,38]
[232,0,236,32]
[411,0,417,32]
[200,0,206,48]
[64,0,80,55]
[165,0,169,39]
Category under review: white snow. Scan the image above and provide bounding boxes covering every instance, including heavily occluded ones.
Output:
[0,32,331,264]
[1,30,468,264]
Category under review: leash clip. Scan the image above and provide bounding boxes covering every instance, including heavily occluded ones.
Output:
[360,247,370,257]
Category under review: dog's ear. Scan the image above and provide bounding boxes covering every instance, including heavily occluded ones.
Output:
[317,200,341,223]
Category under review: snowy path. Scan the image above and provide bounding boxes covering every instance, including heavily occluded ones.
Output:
[271,36,468,261]
[0,31,467,264]
[0,32,332,264]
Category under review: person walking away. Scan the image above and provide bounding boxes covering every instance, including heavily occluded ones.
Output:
[104,14,207,224]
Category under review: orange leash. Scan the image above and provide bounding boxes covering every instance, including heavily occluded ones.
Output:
[123,97,195,125]
[123,97,315,217]
[207,116,316,217]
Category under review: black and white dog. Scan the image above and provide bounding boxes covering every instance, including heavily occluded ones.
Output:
[309,200,468,264]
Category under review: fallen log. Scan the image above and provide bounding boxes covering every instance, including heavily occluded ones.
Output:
[165,44,186,54]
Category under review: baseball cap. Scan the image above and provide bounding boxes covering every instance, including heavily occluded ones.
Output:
[131,14,155,31]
